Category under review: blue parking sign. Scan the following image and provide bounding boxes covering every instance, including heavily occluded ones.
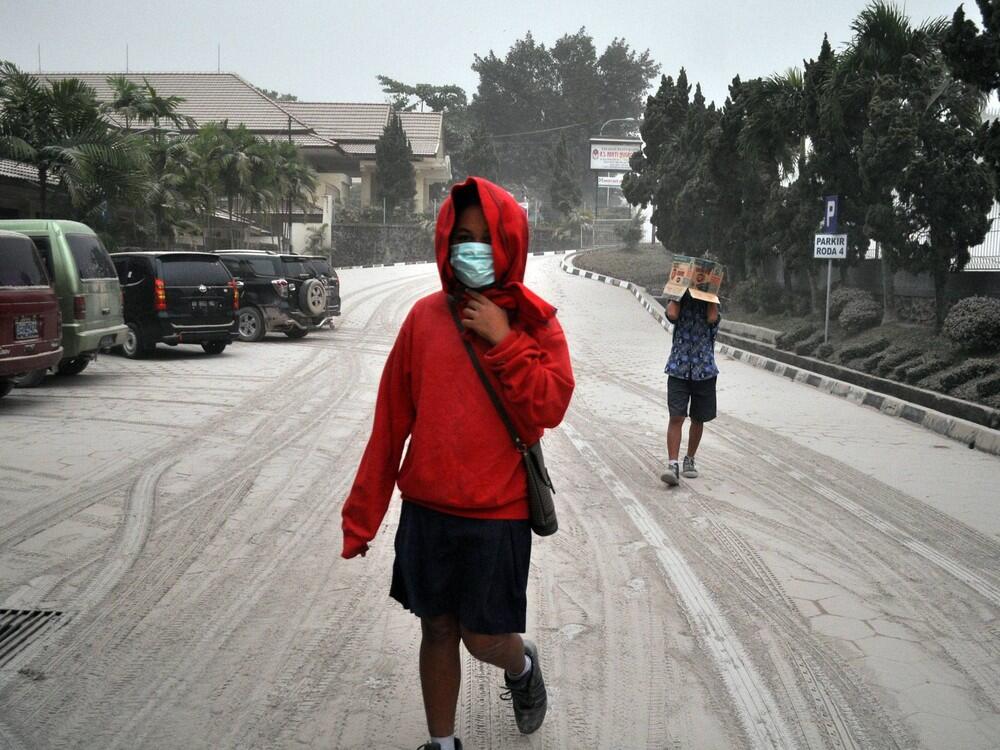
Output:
[822,195,840,233]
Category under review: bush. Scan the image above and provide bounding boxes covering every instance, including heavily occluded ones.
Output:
[830,287,872,318]
[859,352,886,374]
[942,296,1000,353]
[923,359,998,392]
[731,277,785,314]
[758,281,787,314]
[903,355,954,384]
[794,332,825,356]
[816,342,834,359]
[730,279,760,313]
[839,296,882,334]
[614,214,645,252]
[876,346,923,377]
[838,337,890,364]
[977,373,1000,399]
[775,322,818,350]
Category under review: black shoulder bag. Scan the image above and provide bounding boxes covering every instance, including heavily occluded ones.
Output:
[449,304,558,536]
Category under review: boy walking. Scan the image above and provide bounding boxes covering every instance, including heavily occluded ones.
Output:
[661,290,720,485]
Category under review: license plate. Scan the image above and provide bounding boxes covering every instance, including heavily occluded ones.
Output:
[191,300,217,314]
[100,335,116,348]
[14,317,38,341]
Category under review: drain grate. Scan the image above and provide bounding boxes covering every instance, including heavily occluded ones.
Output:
[0,609,64,668]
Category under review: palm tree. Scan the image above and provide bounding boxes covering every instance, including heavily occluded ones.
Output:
[0,62,149,218]
[139,79,196,135]
[104,75,143,132]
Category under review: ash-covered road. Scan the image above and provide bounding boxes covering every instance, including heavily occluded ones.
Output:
[1,255,998,749]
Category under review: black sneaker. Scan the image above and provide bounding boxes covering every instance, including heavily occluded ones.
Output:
[416,740,463,750]
[501,639,547,734]
[682,455,699,478]
[660,462,680,486]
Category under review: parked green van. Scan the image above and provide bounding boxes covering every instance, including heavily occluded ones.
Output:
[0,220,127,379]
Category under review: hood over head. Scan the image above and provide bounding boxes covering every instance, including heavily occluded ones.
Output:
[435,176,556,327]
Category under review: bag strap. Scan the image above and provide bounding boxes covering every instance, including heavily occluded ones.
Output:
[449,302,527,454]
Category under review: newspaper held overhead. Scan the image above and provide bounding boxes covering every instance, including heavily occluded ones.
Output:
[663,255,724,304]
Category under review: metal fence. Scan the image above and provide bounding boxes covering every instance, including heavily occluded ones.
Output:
[863,201,1000,270]
[966,201,1000,271]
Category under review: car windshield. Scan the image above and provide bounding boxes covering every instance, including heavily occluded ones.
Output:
[0,236,48,286]
[160,257,232,285]
[66,234,117,279]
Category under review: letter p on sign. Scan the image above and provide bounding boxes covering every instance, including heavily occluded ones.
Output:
[823,195,840,233]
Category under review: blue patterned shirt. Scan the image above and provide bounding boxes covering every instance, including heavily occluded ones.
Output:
[665,297,721,381]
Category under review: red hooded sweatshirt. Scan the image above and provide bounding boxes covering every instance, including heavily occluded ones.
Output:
[340,177,575,559]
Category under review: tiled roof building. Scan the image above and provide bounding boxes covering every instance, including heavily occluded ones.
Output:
[3,71,452,247]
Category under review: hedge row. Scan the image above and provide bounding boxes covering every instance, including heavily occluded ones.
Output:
[775,322,818,350]
[839,337,891,364]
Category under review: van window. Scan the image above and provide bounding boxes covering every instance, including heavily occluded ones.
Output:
[0,236,49,287]
[160,257,232,286]
[66,234,116,279]
[27,235,55,279]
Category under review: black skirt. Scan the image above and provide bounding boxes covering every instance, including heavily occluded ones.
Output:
[389,500,532,635]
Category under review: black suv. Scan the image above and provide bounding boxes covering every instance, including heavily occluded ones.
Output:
[217,250,331,340]
[111,251,239,357]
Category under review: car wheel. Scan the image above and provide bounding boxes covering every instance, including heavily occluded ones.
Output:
[237,307,266,342]
[202,341,228,354]
[122,323,150,359]
[284,328,308,339]
[13,368,47,388]
[0,378,13,399]
[56,357,90,376]
[299,278,327,315]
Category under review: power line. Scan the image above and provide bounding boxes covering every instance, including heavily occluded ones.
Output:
[486,122,589,140]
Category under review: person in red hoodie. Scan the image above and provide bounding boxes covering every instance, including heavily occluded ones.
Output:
[341,177,574,750]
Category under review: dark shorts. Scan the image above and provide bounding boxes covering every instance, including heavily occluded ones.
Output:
[389,500,532,635]
[667,375,718,422]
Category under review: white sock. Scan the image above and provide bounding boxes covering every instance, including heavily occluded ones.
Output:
[507,653,531,681]
[431,736,455,750]
[669,459,679,468]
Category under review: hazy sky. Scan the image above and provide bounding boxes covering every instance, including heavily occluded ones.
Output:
[1,0,971,107]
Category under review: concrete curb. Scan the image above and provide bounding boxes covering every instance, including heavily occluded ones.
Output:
[561,251,1000,458]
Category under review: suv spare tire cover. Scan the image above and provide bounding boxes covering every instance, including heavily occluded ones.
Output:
[299,278,327,315]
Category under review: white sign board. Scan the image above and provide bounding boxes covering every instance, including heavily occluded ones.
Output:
[814,233,848,259]
[590,140,641,171]
[598,174,624,188]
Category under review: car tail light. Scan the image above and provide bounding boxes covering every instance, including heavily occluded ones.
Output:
[154,278,167,311]
[73,294,86,320]
[271,278,289,298]
[228,279,239,309]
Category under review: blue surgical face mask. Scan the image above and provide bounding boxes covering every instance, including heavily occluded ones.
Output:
[449,242,495,289]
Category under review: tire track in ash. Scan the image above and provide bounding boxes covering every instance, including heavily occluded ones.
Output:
[615,429,880,750]
[560,418,796,750]
[608,373,995,738]
[0,343,362,741]
[0,344,335,555]
[100,276,434,749]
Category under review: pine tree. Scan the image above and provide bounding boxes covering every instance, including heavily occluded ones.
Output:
[374,111,416,218]
[548,131,581,218]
